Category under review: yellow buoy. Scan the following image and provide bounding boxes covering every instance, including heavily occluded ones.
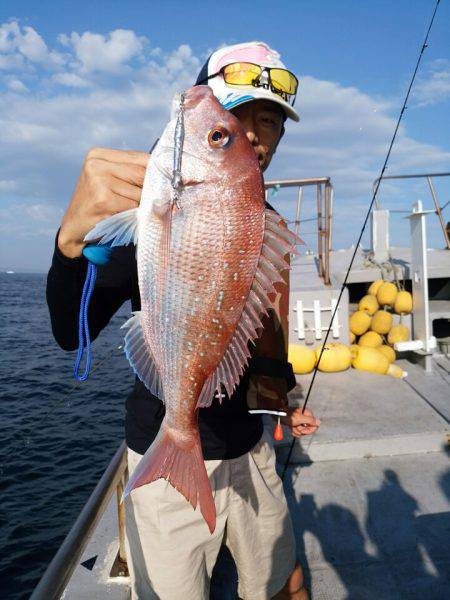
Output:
[288,344,317,374]
[371,310,393,335]
[387,364,407,378]
[358,294,379,315]
[350,346,390,375]
[376,282,398,307]
[368,279,384,297]
[387,324,409,345]
[378,345,396,363]
[349,311,372,336]
[394,291,413,314]
[350,331,356,344]
[315,343,351,372]
[358,331,383,347]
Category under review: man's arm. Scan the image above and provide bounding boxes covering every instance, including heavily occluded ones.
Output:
[47,147,149,350]
[46,237,134,350]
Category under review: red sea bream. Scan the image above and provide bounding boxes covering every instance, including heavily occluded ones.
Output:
[85,85,298,533]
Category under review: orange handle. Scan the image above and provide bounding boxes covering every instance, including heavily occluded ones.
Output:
[274,421,284,441]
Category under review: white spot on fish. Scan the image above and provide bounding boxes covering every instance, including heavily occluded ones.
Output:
[212,318,219,324]
[233,272,238,280]
[223,262,229,268]
[238,249,245,254]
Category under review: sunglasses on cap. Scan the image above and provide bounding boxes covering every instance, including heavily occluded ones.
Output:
[198,62,298,106]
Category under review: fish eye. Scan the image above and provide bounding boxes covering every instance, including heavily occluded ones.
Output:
[208,126,230,148]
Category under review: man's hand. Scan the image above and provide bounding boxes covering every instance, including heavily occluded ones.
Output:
[58,147,150,258]
[280,408,320,438]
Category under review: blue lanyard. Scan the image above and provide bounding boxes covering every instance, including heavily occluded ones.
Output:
[73,244,112,381]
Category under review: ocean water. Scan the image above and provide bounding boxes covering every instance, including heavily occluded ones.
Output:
[0,272,134,599]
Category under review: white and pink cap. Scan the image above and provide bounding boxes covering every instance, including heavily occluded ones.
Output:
[195,41,300,122]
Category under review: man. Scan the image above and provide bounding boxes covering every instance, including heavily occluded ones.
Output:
[47,41,320,599]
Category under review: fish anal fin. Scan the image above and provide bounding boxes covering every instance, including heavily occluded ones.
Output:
[123,427,216,533]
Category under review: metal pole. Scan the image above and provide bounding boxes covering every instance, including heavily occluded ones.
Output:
[30,442,128,600]
[317,183,323,278]
[294,186,303,237]
[117,470,128,565]
[427,176,450,249]
[324,183,331,285]
[329,185,334,251]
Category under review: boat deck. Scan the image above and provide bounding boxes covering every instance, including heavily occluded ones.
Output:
[63,356,450,599]
[291,246,450,290]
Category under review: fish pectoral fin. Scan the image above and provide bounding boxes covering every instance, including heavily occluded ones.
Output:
[121,312,163,401]
[122,427,216,534]
[196,209,299,409]
[84,207,139,247]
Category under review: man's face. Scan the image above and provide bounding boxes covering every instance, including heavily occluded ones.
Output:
[231,100,285,172]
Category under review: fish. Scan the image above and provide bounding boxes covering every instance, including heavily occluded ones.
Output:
[85,85,299,533]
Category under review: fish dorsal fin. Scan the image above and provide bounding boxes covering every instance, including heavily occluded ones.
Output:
[196,209,298,408]
[84,208,139,247]
[121,311,164,401]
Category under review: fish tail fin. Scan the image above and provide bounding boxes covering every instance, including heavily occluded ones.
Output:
[123,426,216,533]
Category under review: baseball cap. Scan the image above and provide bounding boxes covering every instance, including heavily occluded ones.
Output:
[195,41,300,122]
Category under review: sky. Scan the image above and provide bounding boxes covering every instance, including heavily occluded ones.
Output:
[1,0,449,271]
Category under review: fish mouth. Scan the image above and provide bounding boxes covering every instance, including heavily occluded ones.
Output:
[181,85,214,110]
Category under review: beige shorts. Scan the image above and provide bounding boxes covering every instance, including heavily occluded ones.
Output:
[125,431,296,600]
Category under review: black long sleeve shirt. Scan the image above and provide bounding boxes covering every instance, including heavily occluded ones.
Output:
[46,235,295,459]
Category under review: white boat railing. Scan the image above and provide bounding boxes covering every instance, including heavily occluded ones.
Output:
[373,171,450,250]
[265,177,334,286]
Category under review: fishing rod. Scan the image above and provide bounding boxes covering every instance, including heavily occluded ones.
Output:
[281,0,442,481]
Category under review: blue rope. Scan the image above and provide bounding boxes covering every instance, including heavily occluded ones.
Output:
[73,261,97,381]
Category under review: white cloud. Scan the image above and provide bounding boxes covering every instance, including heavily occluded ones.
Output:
[412,59,450,107]
[266,75,450,249]
[0,179,17,192]
[0,20,449,271]
[26,203,63,222]
[0,20,65,71]
[16,25,49,63]
[67,29,146,74]
[6,77,28,92]
[0,52,24,70]
[52,72,90,88]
